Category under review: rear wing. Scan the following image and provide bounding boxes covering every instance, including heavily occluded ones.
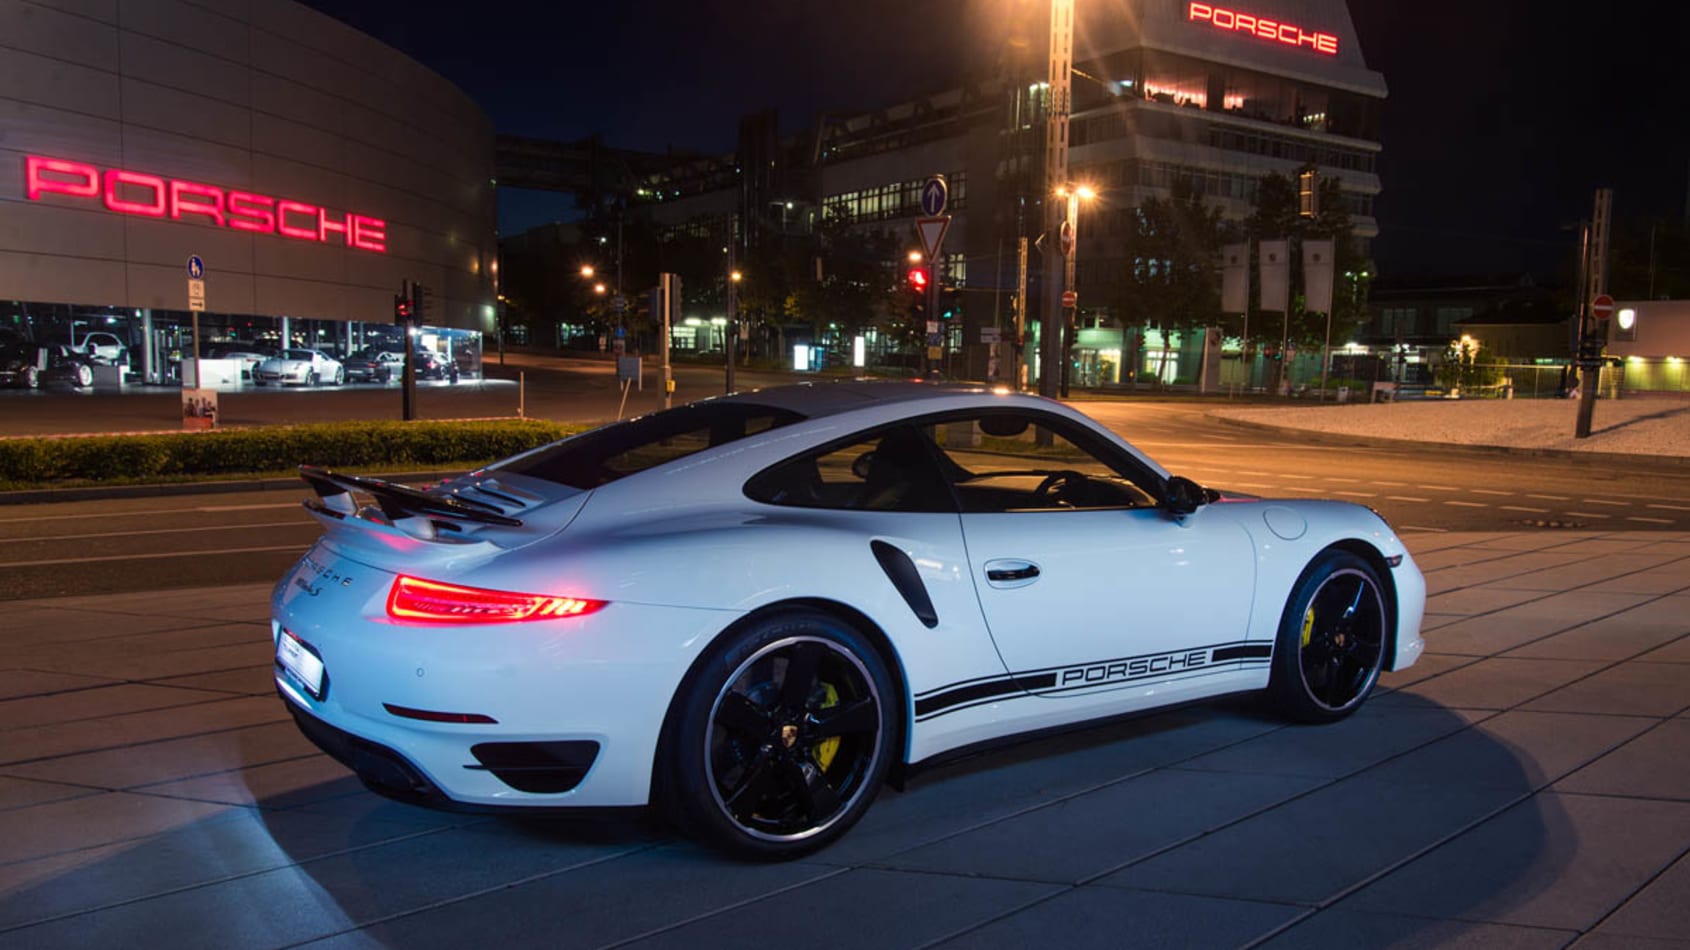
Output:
[299,465,523,528]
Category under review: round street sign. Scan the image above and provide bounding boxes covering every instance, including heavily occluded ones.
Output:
[187,255,204,279]
[1591,293,1615,322]
[1059,220,1075,257]
[1061,290,1078,308]
[920,176,948,216]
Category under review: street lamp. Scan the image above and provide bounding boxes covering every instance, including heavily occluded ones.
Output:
[726,268,742,393]
[1056,183,1096,397]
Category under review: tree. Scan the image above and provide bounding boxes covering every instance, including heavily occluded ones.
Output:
[1242,172,1369,358]
[1111,180,1223,383]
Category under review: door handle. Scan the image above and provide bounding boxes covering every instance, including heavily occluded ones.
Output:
[987,565,1040,582]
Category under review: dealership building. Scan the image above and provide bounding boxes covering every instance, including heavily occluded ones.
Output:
[638,0,1385,385]
[1,0,497,388]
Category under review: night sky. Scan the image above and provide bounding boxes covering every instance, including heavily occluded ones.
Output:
[303,0,1689,284]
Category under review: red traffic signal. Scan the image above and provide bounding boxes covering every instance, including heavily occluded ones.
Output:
[906,267,929,291]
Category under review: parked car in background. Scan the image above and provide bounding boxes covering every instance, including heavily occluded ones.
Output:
[75,331,128,365]
[42,344,97,388]
[342,349,394,383]
[254,348,344,386]
[204,344,275,381]
[0,329,42,389]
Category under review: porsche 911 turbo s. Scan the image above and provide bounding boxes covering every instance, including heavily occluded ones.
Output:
[272,382,1425,858]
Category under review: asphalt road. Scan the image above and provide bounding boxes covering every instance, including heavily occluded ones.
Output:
[4,359,1688,601]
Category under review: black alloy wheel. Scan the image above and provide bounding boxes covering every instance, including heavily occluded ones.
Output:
[665,612,895,859]
[1268,550,1388,722]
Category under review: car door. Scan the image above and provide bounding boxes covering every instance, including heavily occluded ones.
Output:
[930,409,1258,703]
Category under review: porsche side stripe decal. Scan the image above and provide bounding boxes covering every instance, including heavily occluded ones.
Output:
[914,641,1272,719]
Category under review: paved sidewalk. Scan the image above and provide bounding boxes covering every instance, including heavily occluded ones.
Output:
[2,531,1688,949]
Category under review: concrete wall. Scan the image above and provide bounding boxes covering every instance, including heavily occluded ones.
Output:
[0,0,496,331]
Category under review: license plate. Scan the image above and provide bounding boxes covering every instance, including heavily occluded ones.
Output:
[276,630,327,700]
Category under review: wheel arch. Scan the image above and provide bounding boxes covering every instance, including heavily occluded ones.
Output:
[648,596,914,808]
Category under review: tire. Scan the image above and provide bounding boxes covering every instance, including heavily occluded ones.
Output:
[22,365,40,389]
[75,364,93,387]
[333,367,345,386]
[663,610,897,860]
[1267,550,1388,723]
[307,371,319,387]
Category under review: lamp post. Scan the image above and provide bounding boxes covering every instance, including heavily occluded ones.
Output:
[727,265,742,394]
[1057,183,1095,398]
[1039,0,1075,398]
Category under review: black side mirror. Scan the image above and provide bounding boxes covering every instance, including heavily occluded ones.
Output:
[1163,475,1206,515]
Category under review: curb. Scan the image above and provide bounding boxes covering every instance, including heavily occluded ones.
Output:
[1206,412,1690,469]
[0,470,469,506]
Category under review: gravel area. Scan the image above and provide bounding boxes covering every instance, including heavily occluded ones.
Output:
[1211,397,1690,458]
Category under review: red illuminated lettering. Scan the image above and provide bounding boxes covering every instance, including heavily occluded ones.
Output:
[1187,2,1338,55]
[169,180,225,226]
[227,191,276,233]
[318,208,351,244]
[350,214,387,252]
[276,201,321,240]
[26,156,98,200]
[21,154,385,253]
[105,170,166,217]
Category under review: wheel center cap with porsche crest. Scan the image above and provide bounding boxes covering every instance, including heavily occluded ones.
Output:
[780,724,799,748]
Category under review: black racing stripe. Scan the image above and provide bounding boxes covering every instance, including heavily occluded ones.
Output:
[914,663,1269,722]
[1210,644,1273,662]
[914,673,1057,717]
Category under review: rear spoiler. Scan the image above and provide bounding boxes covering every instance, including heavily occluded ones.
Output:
[299,465,523,527]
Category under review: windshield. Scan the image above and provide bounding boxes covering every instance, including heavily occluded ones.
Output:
[491,401,804,489]
[281,349,315,360]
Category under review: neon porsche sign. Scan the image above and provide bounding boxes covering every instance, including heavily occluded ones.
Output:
[24,155,387,253]
[1187,3,1339,56]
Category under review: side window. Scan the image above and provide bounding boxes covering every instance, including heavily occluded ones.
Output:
[929,411,1157,513]
[746,426,955,513]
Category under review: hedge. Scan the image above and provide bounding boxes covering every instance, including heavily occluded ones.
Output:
[0,418,582,489]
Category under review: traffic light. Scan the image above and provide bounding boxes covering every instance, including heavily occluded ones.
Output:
[394,293,414,325]
[907,266,929,320]
[940,285,962,320]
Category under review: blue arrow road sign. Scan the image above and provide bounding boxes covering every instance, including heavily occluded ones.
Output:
[187,255,204,279]
[920,176,948,216]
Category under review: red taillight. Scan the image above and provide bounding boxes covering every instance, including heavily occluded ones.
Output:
[386,575,607,624]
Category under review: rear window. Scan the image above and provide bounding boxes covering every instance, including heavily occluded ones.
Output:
[491,401,804,489]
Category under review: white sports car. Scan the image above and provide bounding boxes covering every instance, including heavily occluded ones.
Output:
[272,383,1425,858]
[254,348,343,386]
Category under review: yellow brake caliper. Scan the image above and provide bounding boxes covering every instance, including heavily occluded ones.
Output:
[1301,606,1316,648]
[813,682,841,771]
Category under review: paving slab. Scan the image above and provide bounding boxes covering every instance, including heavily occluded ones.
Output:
[0,683,234,730]
[1377,652,1480,693]
[1339,793,1690,932]
[0,775,99,811]
[1376,657,1609,710]
[4,720,316,788]
[1425,594,1656,657]
[1554,719,1690,800]
[931,886,1301,949]
[1523,661,1690,717]
[133,755,363,808]
[620,867,1063,950]
[1179,704,1489,780]
[1,824,654,950]
[0,806,464,931]
[1358,709,1657,791]
[0,696,289,767]
[1586,851,1690,943]
[812,705,1283,866]
[21,639,275,681]
[147,665,276,695]
[290,846,842,950]
[0,790,233,865]
[1095,771,1523,905]
[1260,908,1575,949]
[1493,555,1684,593]
[0,670,118,701]
[878,767,1322,884]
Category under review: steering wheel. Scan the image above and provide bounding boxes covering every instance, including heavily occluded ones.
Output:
[1033,470,1084,503]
